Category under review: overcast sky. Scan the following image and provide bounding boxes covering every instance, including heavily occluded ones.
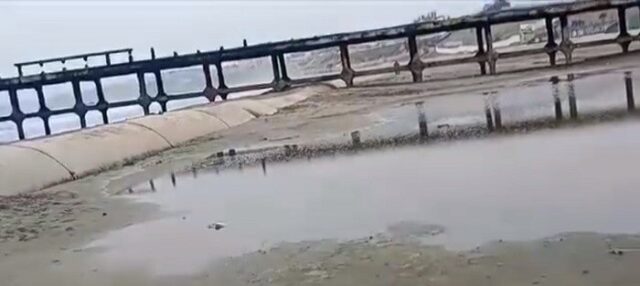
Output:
[0,0,562,77]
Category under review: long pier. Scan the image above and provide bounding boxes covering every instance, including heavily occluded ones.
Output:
[1,0,640,141]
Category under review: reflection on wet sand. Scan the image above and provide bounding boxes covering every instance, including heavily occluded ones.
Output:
[92,118,640,278]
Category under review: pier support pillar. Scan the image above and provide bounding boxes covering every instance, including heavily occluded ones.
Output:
[153,70,167,112]
[407,34,424,83]
[94,79,109,124]
[475,26,487,75]
[8,88,25,140]
[202,62,218,102]
[484,24,497,75]
[545,17,558,67]
[617,7,631,53]
[71,80,87,128]
[275,53,290,91]
[270,53,286,92]
[34,85,51,135]
[137,72,151,115]
[339,44,355,87]
[215,61,228,100]
[559,15,573,65]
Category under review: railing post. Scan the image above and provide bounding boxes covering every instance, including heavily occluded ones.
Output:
[105,54,111,66]
[475,26,487,75]
[407,34,424,83]
[71,80,87,128]
[617,7,631,53]
[339,43,355,87]
[16,65,23,78]
[545,17,558,66]
[34,85,51,135]
[484,24,497,75]
[94,78,109,124]
[559,15,573,65]
[8,88,25,140]
[137,72,151,115]
[215,61,228,100]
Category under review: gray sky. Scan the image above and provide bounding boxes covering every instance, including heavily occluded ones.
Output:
[1,0,557,77]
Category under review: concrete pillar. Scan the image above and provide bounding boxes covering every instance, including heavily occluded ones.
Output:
[567,74,578,119]
[618,7,631,53]
[94,79,109,124]
[339,44,355,87]
[407,34,424,82]
[550,76,563,121]
[545,17,558,66]
[215,61,228,100]
[625,71,635,111]
[34,85,51,135]
[137,72,151,115]
[475,26,487,75]
[8,88,25,140]
[484,24,497,75]
[71,80,87,128]
[559,15,573,65]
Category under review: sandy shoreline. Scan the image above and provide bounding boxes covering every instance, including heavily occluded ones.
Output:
[3,48,640,285]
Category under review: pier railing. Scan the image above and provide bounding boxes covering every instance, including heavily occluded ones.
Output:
[1,0,639,141]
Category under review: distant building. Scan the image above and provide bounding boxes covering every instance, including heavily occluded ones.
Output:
[413,11,447,23]
[483,0,511,13]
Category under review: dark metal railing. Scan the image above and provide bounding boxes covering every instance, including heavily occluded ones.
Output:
[1,0,639,141]
[14,48,133,78]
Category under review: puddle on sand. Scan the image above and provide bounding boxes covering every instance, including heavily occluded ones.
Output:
[364,68,640,139]
[87,119,640,276]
